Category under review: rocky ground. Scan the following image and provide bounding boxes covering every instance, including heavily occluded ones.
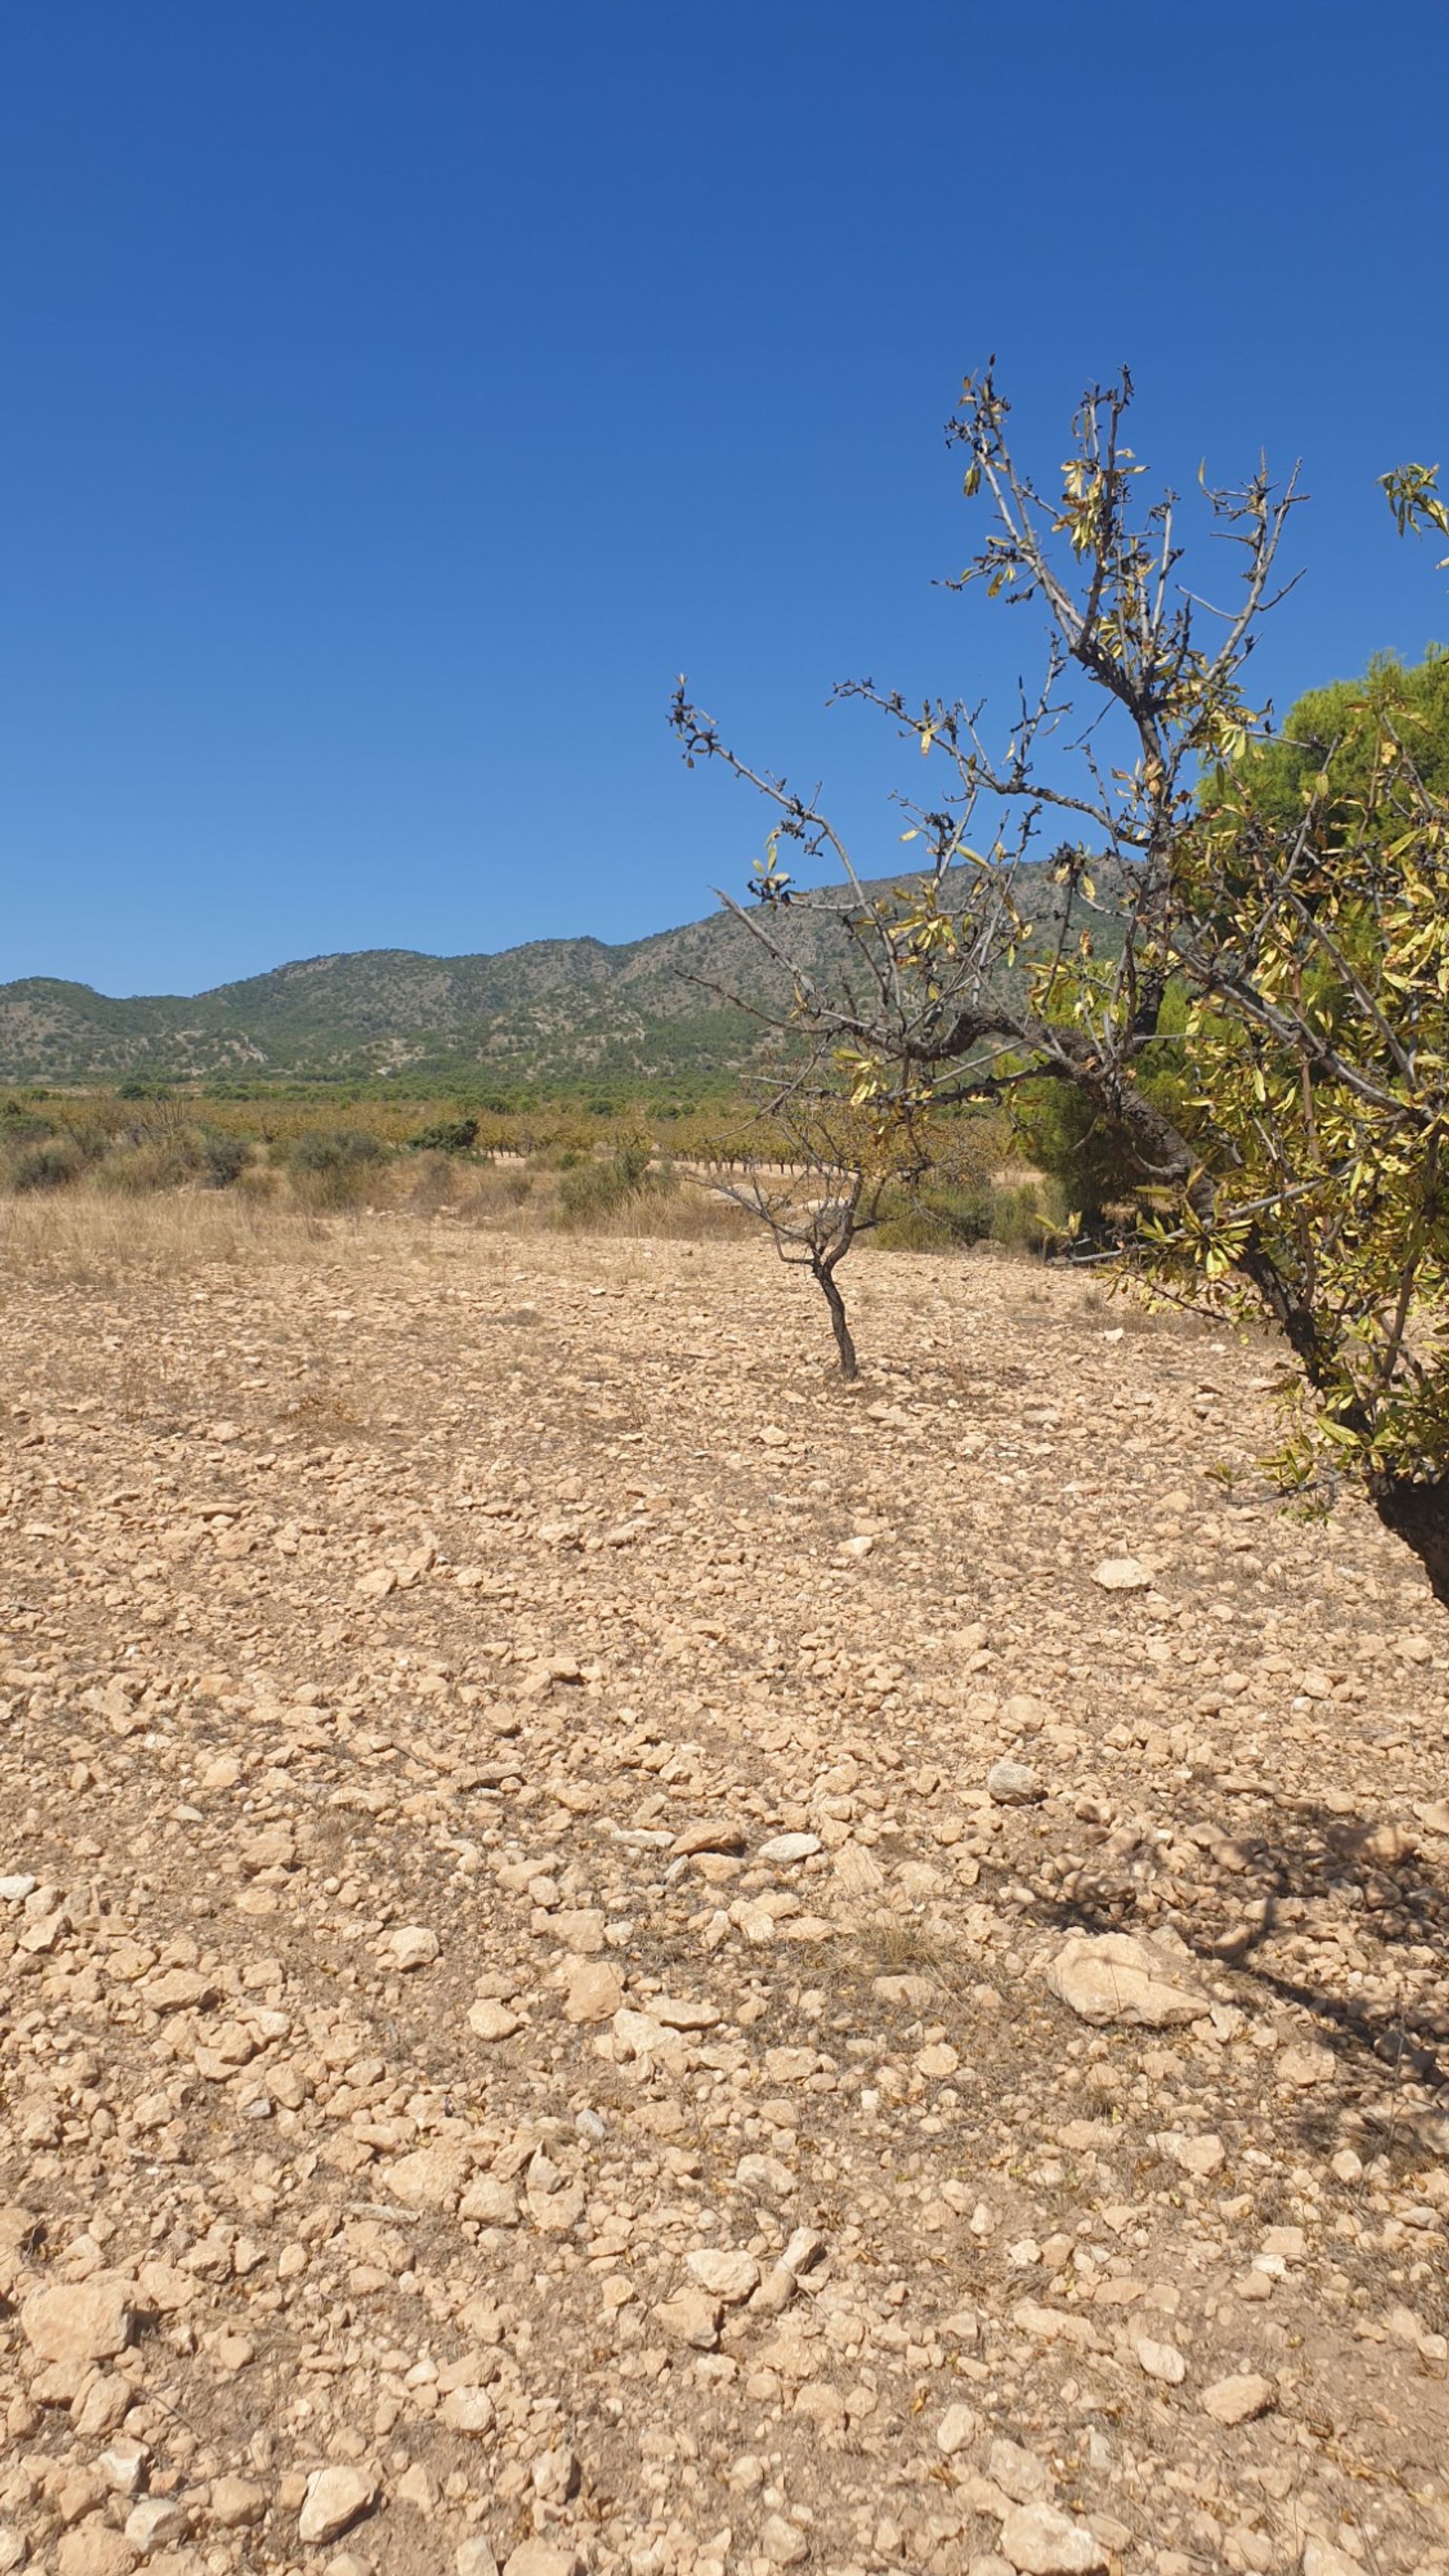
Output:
[2,1217,1447,2576]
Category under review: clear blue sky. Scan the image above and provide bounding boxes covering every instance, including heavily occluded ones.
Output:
[3,0,1446,996]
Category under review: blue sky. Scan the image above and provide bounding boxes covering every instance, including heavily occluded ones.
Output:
[3,0,1447,996]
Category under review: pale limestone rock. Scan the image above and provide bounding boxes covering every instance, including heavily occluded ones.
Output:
[1093,1559,1149,1592]
[936,2401,978,2455]
[21,2273,134,2365]
[761,2516,810,2566]
[1200,2371,1275,2425]
[297,2464,378,2546]
[1047,1932,1210,2028]
[998,2503,1108,2574]
[562,1958,623,2023]
[687,2248,761,2303]
[468,1998,522,2041]
[653,2287,721,2348]
[440,2387,496,2435]
[387,2144,468,2210]
[210,2477,266,2528]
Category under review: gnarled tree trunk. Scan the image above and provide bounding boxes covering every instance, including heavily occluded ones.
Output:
[1371,1477,1449,1610]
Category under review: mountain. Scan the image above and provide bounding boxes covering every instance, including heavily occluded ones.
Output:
[0,868,1081,1091]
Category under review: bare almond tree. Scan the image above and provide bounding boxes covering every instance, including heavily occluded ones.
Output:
[674,368,1449,1601]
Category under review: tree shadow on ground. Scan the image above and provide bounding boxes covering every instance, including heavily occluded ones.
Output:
[1021,1797,1449,2158]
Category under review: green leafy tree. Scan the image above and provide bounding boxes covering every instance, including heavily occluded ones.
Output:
[674,371,1449,1600]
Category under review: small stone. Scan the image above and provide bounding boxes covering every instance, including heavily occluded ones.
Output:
[1162,2131,1224,2179]
[469,1998,522,2041]
[761,2516,810,2567]
[20,2273,134,2365]
[460,2174,520,2227]
[1200,2371,1275,2426]
[381,1924,438,1971]
[0,1875,37,1903]
[653,2288,721,2348]
[687,2248,761,2303]
[210,2477,266,2528]
[1303,2545,1366,2576]
[653,1993,721,2030]
[97,2443,149,2498]
[563,1959,623,2024]
[671,1819,748,1857]
[457,2542,500,2576]
[298,2464,379,2546]
[756,1833,822,1864]
[1093,1559,1149,1592]
[1134,2334,1186,2384]
[998,2503,1108,2574]
[387,2144,468,2211]
[57,2529,137,2576]
[986,1761,1041,1805]
[125,2498,190,2550]
[917,2042,960,2077]
[937,2402,979,2455]
[502,2546,580,2576]
[440,2387,497,2436]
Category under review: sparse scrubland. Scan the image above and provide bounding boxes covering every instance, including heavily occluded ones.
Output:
[1,1190,1446,2576]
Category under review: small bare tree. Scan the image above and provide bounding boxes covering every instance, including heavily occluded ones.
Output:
[674,368,1449,1600]
[707,1094,925,1380]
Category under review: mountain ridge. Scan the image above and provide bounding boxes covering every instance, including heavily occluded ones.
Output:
[0,865,1072,1090]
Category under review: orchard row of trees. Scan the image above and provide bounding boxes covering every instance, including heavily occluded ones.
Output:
[674,371,1449,1601]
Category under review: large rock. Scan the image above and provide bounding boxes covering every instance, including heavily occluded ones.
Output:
[21,2273,135,2365]
[1047,1932,1210,2028]
[297,2464,378,2544]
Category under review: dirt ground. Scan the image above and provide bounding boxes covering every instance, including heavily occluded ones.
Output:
[2,1213,1447,2576]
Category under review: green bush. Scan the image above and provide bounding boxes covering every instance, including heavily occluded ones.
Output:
[0,1103,56,1149]
[555,1143,676,1227]
[407,1116,478,1156]
[989,1178,1067,1254]
[287,1127,386,1209]
[11,1138,85,1192]
[872,1181,995,1251]
[198,1128,250,1189]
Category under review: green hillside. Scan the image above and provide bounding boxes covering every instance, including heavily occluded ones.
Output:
[0,866,1084,1092]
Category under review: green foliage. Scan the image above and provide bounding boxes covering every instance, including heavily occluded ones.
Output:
[406,1116,479,1155]
[1210,651,1449,833]
[287,1128,388,1174]
[872,1180,992,1251]
[10,1137,84,1192]
[555,1141,677,1226]
[286,1127,388,1210]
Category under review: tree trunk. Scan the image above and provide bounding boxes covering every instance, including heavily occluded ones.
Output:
[813,1257,859,1381]
[1370,1476,1449,1610]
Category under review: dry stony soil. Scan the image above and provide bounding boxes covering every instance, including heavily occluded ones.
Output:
[2,1222,1448,2576]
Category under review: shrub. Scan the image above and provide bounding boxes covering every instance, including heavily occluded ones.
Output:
[989,1178,1068,1255]
[407,1116,478,1156]
[873,1181,995,1251]
[555,1143,675,1227]
[287,1128,387,1210]
[288,1128,387,1174]
[11,1138,85,1192]
[198,1128,250,1189]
